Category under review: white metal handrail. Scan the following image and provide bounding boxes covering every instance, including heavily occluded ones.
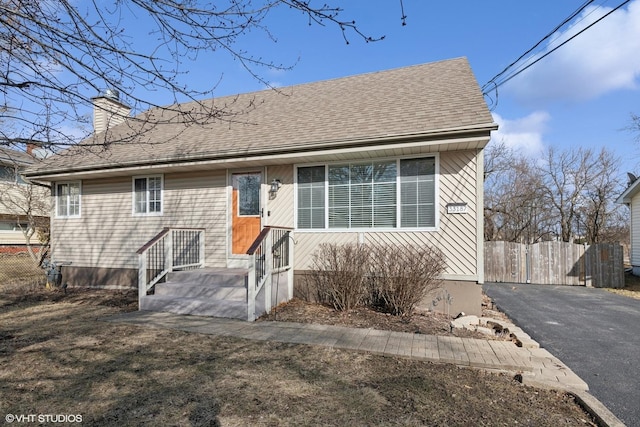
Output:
[137,228,205,305]
[246,226,293,321]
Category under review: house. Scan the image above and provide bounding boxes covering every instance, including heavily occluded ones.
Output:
[0,146,49,253]
[24,57,498,319]
[616,175,640,275]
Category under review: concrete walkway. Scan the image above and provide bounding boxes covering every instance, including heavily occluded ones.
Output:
[108,310,586,389]
[106,310,625,427]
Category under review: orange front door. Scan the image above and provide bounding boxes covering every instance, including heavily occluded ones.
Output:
[232,172,262,254]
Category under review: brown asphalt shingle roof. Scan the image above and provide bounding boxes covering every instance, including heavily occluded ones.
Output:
[28,57,495,176]
[0,146,34,166]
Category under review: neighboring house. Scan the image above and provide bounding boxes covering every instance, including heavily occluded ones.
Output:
[24,57,497,319]
[617,175,640,275]
[0,146,49,252]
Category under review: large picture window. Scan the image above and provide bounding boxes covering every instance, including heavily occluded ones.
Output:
[297,156,436,230]
[56,181,81,218]
[328,161,397,228]
[133,175,163,215]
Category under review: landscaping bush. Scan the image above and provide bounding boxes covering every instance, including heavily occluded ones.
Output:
[368,243,446,317]
[308,242,446,316]
[308,243,370,311]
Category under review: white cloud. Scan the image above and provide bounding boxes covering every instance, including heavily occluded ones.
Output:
[491,111,549,157]
[505,0,640,104]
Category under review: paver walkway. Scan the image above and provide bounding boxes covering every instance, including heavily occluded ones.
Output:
[106,310,627,426]
[107,310,587,391]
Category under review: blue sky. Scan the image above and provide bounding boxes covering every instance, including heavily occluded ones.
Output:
[127,1,640,174]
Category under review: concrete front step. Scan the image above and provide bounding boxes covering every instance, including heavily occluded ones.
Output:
[155,282,246,301]
[167,268,248,287]
[142,268,251,320]
[140,295,248,320]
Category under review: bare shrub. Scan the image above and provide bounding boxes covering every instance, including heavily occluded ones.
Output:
[368,243,446,317]
[308,243,370,311]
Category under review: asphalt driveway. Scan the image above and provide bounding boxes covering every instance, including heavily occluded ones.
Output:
[483,283,640,427]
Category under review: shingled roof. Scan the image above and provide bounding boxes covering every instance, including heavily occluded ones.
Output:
[0,146,35,167]
[27,57,495,177]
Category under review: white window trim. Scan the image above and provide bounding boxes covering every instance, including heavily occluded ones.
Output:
[132,174,164,216]
[294,154,439,232]
[55,181,82,218]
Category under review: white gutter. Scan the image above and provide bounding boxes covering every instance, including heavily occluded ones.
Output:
[25,122,498,180]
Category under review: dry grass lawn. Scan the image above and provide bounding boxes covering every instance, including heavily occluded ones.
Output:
[0,287,598,426]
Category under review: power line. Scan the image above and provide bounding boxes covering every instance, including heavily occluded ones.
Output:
[482,0,632,109]
[482,0,596,94]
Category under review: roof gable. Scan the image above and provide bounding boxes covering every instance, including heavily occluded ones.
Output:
[617,177,640,204]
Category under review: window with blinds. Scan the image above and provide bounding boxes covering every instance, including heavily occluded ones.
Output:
[400,157,436,227]
[297,166,325,229]
[328,161,397,228]
[297,156,436,230]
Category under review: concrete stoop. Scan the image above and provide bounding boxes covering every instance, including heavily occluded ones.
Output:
[140,268,249,320]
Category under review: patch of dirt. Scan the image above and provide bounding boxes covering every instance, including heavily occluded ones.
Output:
[0,286,137,310]
[258,295,515,341]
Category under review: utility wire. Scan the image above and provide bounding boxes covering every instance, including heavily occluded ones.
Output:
[482,0,596,94]
[482,0,632,109]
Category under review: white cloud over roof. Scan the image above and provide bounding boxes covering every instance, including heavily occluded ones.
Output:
[491,111,549,157]
[505,0,640,105]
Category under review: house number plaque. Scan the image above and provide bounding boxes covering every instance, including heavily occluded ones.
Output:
[446,203,468,214]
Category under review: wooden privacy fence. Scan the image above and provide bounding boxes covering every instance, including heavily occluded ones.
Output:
[485,241,624,288]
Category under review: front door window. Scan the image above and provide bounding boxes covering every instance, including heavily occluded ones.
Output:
[232,172,262,254]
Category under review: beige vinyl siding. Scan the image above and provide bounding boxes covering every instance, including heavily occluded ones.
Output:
[0,182,50,217]
[631,194,640,267]
[0,230,28,245]
[295,232,361,268]
[0,182,50,246]
[93,96,130,134]
[51,170,227,270]
[289,150,481,281]
[266,165,294,228]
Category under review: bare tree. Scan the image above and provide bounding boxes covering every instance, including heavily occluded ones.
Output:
[1,1,401,151]
[574,148,625,244]
[538,147,593,242]
[0,161,50,264]
[485,144,626,245]
[484,141,550,242]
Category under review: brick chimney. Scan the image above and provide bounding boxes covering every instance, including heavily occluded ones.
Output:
[92,89,131,134]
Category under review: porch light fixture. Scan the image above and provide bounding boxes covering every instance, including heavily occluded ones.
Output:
[269,179,282,197]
